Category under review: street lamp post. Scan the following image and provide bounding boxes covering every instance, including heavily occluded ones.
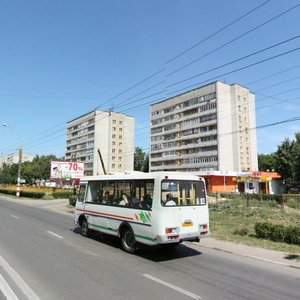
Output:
[2,123,22,197]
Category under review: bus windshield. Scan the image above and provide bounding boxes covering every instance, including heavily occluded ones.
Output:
[161,179,206,206]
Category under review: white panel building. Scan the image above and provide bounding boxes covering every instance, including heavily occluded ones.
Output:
[0,152,34,167]
[150,81,258,173]
[65,110,134,175]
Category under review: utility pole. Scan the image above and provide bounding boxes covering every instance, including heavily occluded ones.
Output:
[16,146,22,197]
[3,123,22,197]
[97,148,107,175]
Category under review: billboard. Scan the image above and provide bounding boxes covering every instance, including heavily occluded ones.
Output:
[51,161,84,179]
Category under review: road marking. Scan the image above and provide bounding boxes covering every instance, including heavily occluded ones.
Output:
[47,231,63,239]
[143,274,202,299]
[0,254,40,300]
[10,215,19,220]
[0,273,19,300]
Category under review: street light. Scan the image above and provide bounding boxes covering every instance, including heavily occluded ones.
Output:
[2,122,22,197]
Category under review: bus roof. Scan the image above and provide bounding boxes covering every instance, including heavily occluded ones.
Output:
[79,171,204,183]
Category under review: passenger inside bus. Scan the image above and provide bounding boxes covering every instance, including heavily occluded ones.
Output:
[131,192,140,207]
[119,193,129,206]
[162,193,177,206]
[102,191,110,204]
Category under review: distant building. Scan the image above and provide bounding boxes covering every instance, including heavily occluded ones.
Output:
[150,81,258,173]
[65,110,135,175]
[0,152,34,168]
[199,170,282,195]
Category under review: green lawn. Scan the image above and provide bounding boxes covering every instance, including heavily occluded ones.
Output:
[209,197,300,256]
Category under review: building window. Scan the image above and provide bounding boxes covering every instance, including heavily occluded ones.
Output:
[119,128,122,132]
[119,135,122,139]
[112,149,115,153]
[112,134,116,139]
[113,120,116,124]
[119,121,123,125]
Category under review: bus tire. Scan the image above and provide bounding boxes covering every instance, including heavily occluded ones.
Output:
[121,228,136,254]
[81,217,90,237]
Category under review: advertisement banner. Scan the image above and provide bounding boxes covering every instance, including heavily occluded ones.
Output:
[51,161,84,179]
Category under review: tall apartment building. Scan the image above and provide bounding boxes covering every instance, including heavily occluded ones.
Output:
[150,81,258,173]
[65,110,134,175]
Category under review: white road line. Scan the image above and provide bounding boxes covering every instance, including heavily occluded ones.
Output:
[0,273,19,300]
[0,254,40,300]
[143,274,202,300]
[10,215,19,220]
[47,231,63,239]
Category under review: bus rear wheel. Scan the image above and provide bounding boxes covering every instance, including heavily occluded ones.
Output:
[121,228,136,254]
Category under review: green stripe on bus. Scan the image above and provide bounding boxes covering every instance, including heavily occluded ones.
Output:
[134,234,154,242]
[89,223,117,232]
[88,223,154,241]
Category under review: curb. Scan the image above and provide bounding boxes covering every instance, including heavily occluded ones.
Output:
[196,242,300,270]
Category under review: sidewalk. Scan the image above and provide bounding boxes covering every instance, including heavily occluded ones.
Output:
[1,196,299,269]
[199,237,300,269]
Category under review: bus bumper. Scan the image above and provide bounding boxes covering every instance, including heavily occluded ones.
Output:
[156,232,209,244]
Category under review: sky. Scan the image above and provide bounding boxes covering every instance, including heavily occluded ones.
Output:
[1,0,300,159]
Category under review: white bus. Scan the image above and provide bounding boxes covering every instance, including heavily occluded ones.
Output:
[74,172,209,253]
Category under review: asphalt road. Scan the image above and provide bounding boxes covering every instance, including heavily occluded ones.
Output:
[0,198,299,300]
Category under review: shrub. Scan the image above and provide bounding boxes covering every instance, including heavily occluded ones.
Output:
[0,188,45,198]
[20,191,45,199]
[233,227,249,236]
[255,222,300,245]
[52,191,73,199]
[69,195,77,206]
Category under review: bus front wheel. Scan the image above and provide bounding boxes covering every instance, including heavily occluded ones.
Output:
[81,218,90,237]
[121,228,136,254]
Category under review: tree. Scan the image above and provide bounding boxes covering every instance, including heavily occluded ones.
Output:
[293,132,300,184]
[143,153,149,172]
[0,154,59,185]
[134,147,149,172]
[274,137,296,187]
[258,153,276,171]
[0,163,18,184]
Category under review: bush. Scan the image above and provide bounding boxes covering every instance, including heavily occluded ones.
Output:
[0,188,45,198]
[233,227,249,236]
[52,191,73,199]
[69,195,77,206]
[255,222,300,245]
[21,191,45,199]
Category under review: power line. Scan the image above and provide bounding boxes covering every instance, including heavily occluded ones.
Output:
[166,34,300,88]
[166,3,300,76]
[94,68,166,110]
[166,46,300,96]
[165,0,272,64]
